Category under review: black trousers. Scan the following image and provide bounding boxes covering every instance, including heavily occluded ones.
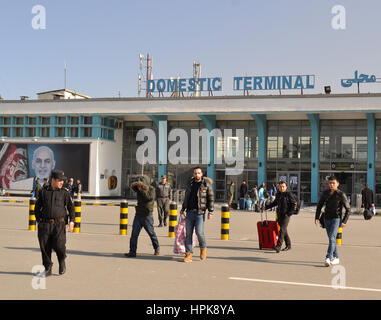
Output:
[277,214,291,248]
[37,221,67,268]
[157,198,170,224]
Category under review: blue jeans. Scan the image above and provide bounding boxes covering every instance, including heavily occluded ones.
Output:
[185,210,206,253]
[129,215,160,254]
[324,218,341,259]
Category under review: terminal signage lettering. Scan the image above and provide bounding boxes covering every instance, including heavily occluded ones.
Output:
[147,77,222,93]
[341,70,377,88]
[233,75,315,91]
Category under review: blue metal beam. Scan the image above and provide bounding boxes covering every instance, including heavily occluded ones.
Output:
[251,114,267,186]
[367,113,375,191]
[149,115,168,182]
[308,114,320,204]
[199,115,216,191]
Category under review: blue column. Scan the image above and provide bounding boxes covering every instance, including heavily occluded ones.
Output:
[199,115,216,191]
[308,114,320,204]
[251,115,267,186]
[149,115,168,182]
[92,116,102,139]
[367,113,375,191]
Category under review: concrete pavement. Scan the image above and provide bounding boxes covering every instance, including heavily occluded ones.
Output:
[1,202,381,300]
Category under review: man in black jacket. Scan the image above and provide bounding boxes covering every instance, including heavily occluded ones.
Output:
[180,167,214,262]
[264,180,297,252]
[35,170,74,276]
[361,184,374,211]
[315,176,350,267]
[125,175,160,258]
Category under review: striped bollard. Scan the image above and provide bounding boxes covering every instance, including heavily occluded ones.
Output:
[168,202,177,238]
[73,200,82,233]
[336,227,342,246]
[221,204,230,240]
[28,197,37,231]
[120,200,128,235]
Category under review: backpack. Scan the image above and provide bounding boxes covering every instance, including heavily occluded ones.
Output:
[287,192,300,215]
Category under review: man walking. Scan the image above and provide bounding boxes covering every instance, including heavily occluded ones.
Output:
[227,180,235,209]
[35,170,74,276]
[361,183,374,211]
[155,175,172,227]
[180,167,214,262]
[264,180,297,252]
[125,175,160,257]
[315,176,350,267]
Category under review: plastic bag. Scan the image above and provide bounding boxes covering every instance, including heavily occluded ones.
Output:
[173,216,197,254]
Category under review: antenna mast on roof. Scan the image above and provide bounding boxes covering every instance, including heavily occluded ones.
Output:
[138,53,153,98]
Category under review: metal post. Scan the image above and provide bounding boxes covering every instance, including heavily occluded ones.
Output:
[73,200,82,233]
[120,200,128,235]
[336,227,342,246]
[29,197,37,231]
[168,202,177,238]
[221,204,230,240]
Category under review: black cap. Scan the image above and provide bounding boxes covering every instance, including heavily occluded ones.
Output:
[51,170,67,181]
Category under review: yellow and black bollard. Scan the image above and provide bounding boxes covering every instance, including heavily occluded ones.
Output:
[120,200,128,235]
[168,202,177,238]
[73,200,82,233]
[221,204,230,240]
[28,197,37,231]
[336,227,342,246]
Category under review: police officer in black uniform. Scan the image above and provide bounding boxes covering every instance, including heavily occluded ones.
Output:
[35,170,75,276]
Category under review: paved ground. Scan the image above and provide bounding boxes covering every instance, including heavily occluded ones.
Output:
[1,200,381,300]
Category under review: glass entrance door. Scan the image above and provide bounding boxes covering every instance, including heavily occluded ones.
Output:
[277,172,300,198]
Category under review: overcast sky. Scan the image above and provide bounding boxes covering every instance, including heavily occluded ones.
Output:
[1,0,381,99]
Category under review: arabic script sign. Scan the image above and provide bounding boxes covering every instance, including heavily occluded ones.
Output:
[341,70,378,88]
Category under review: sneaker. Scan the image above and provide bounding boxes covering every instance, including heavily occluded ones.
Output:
[154,250,160,256]
[324,258,331,267]
[331,258,340,265]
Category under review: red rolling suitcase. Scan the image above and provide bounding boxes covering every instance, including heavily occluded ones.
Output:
[257,210,279,250]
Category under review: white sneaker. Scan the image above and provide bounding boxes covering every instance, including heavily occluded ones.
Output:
[331,258,340,265]
[324,258,331,267]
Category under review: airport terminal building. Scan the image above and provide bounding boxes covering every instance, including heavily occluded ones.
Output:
[1,89,381,205]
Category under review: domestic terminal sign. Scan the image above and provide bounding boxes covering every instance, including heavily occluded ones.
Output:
[146,74,316,93]
[147,77,222,93]
[233,75,315,91]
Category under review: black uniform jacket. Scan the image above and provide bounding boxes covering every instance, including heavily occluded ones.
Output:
[35,185,75,223]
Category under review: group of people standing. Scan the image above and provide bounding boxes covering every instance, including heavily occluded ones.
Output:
[228,180,277,212]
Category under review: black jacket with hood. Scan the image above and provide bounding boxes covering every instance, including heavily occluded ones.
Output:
[131,176,156,217]
[181,177,214,214]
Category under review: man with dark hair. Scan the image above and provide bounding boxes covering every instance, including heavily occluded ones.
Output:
[180,167,214,262]
[361,183,374,211]
[315,176,351,267]
[125,175,160,258]
[35,170,74,276]
[264,180,297,252]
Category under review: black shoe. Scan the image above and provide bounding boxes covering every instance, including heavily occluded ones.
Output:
[125,252,136,258]
[158,223,163,228]
[59,261,66,275]
[282,246,291,251]
[273,245,281,253]
[44,264,53,277]
[163,222,167,227]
